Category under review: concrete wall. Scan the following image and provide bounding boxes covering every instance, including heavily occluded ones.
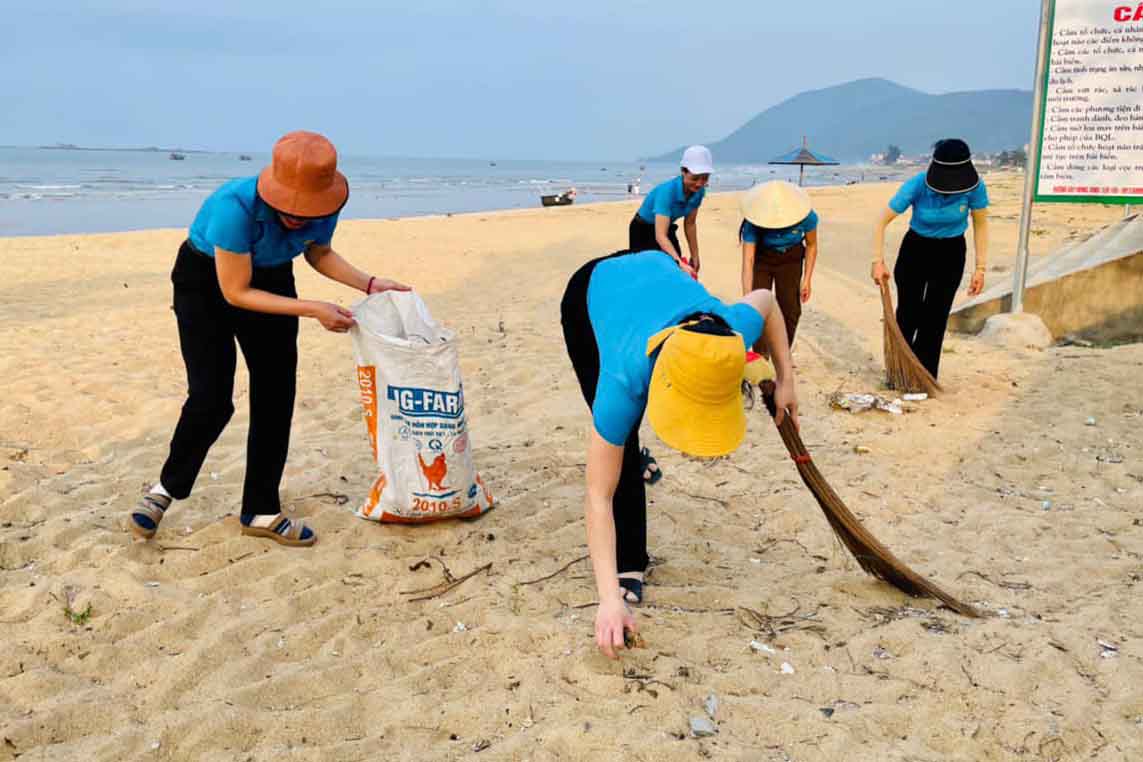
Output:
[950,215,1143,343]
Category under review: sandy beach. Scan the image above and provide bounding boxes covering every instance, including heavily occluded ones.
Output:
[1,174,1141,761]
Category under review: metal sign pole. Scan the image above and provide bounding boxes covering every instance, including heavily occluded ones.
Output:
[1012,0,1054,314]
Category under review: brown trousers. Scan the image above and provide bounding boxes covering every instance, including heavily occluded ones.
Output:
[750,243,805,353]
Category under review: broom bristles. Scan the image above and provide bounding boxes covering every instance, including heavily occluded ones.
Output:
[761,382,978,617]
[880,280,942,396]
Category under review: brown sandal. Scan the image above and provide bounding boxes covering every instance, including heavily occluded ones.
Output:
[239,514,316,547]
[130,493,171,540]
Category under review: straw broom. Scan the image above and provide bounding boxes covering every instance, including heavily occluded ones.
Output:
[760,381,978,617]
[880,280,942,396]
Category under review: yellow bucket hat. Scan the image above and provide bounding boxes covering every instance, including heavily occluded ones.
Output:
[645,319,747,457]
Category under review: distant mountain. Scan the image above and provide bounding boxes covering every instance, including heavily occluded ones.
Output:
[649,78,1033,164]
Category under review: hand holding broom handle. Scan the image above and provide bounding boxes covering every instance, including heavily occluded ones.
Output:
[760,380,979,617]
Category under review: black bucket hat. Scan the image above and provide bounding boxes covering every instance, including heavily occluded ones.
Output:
[925,138,980,194]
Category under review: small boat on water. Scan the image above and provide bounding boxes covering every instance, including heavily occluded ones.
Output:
[238,154,252,161]
[541,187,576,207]
[169,152,186,161]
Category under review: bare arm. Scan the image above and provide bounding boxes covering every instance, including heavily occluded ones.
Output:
[741,241,756,296]
[801,229,818,303]
[683,209,699,270]
[305,244,411,294]
[739,289,798,428]
[304,244,371,292]
[654,215,681,261]
[871,205,900,284]
[215,248,355,331]
[215,248,319,317]
[585,430,636,659]
[967,209,990,296]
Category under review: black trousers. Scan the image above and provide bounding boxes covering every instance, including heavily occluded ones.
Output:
[560,251,649,575]
[751,243,806,353]
[159,241,299,516]
[893,229,966,379]
[629,214,682,259]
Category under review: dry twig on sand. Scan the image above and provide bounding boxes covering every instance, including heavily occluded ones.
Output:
[401,559,493,602]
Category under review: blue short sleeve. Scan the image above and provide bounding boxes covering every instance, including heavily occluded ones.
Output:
[741,222,758,244]
[652,187,675,219]
[724,302,765,349]
[889,175,921,215]
[967,182,989,210]
[591,373,643,446]
[311,213,340,246]
[803,209,819,233]
[202,195,255,254]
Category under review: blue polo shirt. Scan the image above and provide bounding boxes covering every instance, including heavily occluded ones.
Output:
[889,172,988,239]
[741,210,819,252]
[586,251,764,446]
[636,176,706,224]
[188,177,339,268]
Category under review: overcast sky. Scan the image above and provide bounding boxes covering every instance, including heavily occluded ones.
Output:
[1,0,1042,160]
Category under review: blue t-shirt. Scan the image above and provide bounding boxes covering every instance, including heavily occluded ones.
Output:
[636,176,706,224]
[188,177,339,268]
[742,210,819,252]
[889,172,988,239]
[585,251,765,446]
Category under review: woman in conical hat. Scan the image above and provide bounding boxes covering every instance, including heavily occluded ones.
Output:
[871,138,990,379]
[129,131,410,547]
[739,181,819,355]
[560,248,799,658]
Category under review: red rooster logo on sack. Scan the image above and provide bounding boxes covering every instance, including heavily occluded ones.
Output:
[417,452,448,491]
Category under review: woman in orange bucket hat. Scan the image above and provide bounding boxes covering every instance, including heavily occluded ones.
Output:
[130,131,410,547]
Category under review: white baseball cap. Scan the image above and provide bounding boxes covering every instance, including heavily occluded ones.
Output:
[680,145,713,175]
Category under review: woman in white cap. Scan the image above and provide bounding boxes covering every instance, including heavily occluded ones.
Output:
[871,138,989,379]
[739,181,819,354]
[628,145,713,276]
[129,131,410,547]
[560,248,798,658]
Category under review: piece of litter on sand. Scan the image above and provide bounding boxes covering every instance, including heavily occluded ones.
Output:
[1086,417,1097,426]
[902,393,928,402]
[704,694,719,719]
[750,640,776,654]
[1041,500,1052,511]
[1098,639,1119,658]
[853,445,872,454]
[750,558,762,564]
[780,662,795,674]
[689,716,717,737]
[144,581,160,588]
[453,622,467,633]
[873,647,893,660]
[150,742,161,751]
[829,392,903,415]
[210,471,220,480]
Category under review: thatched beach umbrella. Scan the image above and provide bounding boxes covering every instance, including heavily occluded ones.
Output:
[768,137,840,187]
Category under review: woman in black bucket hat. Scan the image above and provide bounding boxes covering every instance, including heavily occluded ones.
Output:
[870,138,990,379]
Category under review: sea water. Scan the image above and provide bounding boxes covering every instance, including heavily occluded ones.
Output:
[0,147,910,236]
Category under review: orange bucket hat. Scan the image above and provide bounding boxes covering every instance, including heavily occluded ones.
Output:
[257,131,349,218]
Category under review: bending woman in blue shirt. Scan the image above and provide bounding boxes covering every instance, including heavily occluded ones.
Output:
[560,249,799,658]
[628,146,713,276]
[130,131,410,547]
[871,139,990,379]
[738,181,819,353]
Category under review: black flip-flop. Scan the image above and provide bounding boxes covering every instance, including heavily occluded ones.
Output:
[640,447,662,486]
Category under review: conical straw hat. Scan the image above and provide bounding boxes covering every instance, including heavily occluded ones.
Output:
[739,181,812,229]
